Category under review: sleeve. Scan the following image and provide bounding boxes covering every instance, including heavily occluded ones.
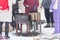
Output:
[8,0,12,13]
[8,0,16,12]
[41,0,44,6]
[23,0,27,7]
[50,0,56,10]
[12,0,16,4]
[35,0,39,7]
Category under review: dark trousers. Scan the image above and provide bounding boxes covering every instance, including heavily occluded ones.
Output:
[10,21,16,30]
[0,22,9,36]
[44,8,54,23]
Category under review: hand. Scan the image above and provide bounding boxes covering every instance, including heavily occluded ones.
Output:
[40,6,42,8]
[49,9,53,12]
[40,4,43,8]
[26,5,29,7]
[18,9,22,13]
[0,6,2,9]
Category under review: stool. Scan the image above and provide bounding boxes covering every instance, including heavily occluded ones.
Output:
[15,13,29,35]
[29,12,41,34]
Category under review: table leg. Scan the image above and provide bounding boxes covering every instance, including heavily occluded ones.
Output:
[20,23,22,34]
[16,23,18,35]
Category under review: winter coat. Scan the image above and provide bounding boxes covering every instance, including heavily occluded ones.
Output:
[23,0,39,13]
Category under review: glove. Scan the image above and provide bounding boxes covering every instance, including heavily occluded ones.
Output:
[49,9,53,12]
[18,9,22,13]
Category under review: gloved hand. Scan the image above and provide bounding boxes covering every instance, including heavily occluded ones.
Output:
[49,9,53,12]
[18,9,22,13]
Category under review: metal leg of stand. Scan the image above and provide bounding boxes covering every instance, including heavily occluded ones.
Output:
[26,23,28,33]
[36,21,38,30]
[34,21,36,32]
[40,21,42,35]
[28,21,30,33]
[16,23,18,35]
[20,23,22,34]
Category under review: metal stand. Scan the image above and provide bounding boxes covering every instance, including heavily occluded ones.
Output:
[39,21,41,35]
[28,13,42,36]
[15,13,29,36]
[32,20,42,35]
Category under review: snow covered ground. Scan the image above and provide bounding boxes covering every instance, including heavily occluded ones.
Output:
[1,23,59,40]
[0,0,60,40]
[1,8,59,40]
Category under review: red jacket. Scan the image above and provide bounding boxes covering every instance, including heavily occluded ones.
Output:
[0,0,9,10]
[23,0,39,13]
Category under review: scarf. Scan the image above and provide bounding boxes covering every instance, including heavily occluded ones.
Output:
[53,0,58,9]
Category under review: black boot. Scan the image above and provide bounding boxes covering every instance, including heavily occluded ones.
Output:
[44,23,50,28]
[5,35,10,38]
[51,23,54,27]
[5,22,10,38]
